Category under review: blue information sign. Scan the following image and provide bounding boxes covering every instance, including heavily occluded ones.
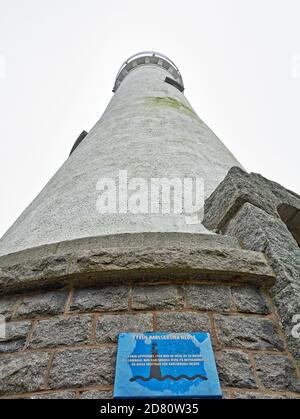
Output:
[114,332,222,399]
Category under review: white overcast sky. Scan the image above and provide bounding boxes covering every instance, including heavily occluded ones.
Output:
[0,0,299,239]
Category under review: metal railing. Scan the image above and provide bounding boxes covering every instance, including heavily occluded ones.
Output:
[113,51,184,93]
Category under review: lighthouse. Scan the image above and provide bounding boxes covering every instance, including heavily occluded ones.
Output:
[0,52,244,257]
[0,52,299,399]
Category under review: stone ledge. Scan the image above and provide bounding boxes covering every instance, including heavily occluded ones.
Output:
[0,233,275,294]
[204,166,300,233]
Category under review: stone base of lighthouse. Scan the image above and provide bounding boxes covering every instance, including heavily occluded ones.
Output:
[0,168,299,400]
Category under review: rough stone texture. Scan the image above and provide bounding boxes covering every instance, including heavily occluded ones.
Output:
[0,280,298,399]
[0,243,69,292]
[69,245,275,287]
[0,295,20,320]
[186,285,231,312]
[0,321,32,353]
[274,284,300,328]
[215,315,284,351]
[216,350,257,389]
[96,313,153,343]
[132,285,184,310]
[0,235,275,293]
[233,392,294,400]
[255,354,300,392]
[221,391,232,400]
[29,315,92,349]
[0,59,298,401]
[80,391,113,399]
[31,391,76,399]
[281,205,300,247]
[222,205,300,361]
[71,286,128,313]
[225,203,300,295]
[156,312,211,333]
[49,348,116,390]
[232,287,271,315]
[204,166,300,233]
[203,167,300,364]
[15,290,67,319]
[273,284,300,364]
[0,352,49,395]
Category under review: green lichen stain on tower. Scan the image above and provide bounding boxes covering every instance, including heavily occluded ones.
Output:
[147,96,197,117]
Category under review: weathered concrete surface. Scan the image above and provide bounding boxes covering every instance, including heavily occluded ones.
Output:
[0,233,275,292]
[0,62,243,257]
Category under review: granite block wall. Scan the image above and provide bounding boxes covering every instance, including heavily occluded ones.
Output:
[0,280,299,399]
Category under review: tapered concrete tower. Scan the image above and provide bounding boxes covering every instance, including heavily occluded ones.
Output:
[0,53,298,400]
[0,52,243,256]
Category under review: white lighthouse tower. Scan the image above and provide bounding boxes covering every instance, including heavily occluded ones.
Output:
[0,52,243,256]
[1,53,296,401]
